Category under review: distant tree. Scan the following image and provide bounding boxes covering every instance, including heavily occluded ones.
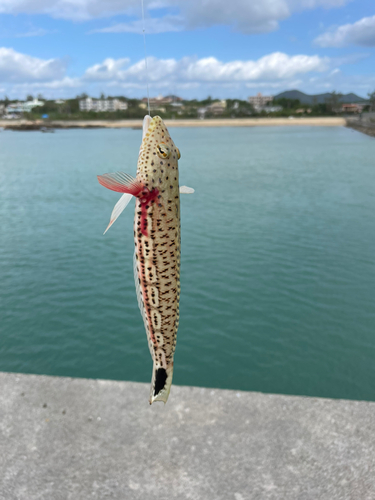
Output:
[4,95,9,104]
[311,103,329,116]
[67,98,80,113]
[127,98,140,108]
[273,97,301,109]
[26,94,34,101]
[37,93,44,101]
[77,93,88,100]
[325,91,343,114]
[100,92,106,100]
[368,90,375,112]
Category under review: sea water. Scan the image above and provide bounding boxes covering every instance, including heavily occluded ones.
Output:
[0,125,374,401]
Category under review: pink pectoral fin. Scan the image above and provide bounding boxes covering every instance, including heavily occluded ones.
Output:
[97,172,143,195]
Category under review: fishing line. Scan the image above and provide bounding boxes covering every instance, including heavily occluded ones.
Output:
[141,0,151,116]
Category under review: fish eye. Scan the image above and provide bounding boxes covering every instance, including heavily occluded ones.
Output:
[156,143,171,159]
[176,148,181,160]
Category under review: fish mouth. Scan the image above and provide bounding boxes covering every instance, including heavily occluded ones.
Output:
[142,114,152,140]
[142,115,166,140]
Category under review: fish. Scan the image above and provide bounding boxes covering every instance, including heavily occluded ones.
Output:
[98,115,194,404]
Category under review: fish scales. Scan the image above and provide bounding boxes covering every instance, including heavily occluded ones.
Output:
[134,117,181,403]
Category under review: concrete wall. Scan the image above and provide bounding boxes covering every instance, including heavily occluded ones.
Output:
[1,371,375,499]
[346,114,375,138]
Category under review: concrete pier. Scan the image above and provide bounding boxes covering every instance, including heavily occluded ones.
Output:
[1,371,374,499]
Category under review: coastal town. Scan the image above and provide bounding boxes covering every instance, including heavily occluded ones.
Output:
[0,90,372,121]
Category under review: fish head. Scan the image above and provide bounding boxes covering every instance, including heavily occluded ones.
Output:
[137,115,181,191]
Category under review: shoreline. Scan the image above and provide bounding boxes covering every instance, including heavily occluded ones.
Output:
[0,116,346,130]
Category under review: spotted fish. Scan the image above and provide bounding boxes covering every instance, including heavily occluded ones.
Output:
[98,115,194,404]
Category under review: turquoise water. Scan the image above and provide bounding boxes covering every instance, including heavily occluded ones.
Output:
[0,126,374,401]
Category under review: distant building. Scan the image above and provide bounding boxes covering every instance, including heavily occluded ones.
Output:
[79,97,128,112]
[6,103,23,114]
[6,99,44,114]
[141,95,183,105]
[23,99,45,111]
[262,105,283,113]
[341,103,364,114]
[165,95,183,102]
[198,107,207,119]
[139,102,167,113]
[208,100,227,116]
[248,93,273,110]
[295,108,312,114]
[198,100,227,119]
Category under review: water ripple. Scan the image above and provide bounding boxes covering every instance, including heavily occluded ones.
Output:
[1,127,375,400]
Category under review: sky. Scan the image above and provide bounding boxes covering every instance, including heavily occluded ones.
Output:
[0,0,374,100]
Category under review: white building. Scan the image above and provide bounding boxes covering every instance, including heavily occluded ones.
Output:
[197,100,227,119]
[6,99,45,114]
[79,97,128,112]
[248,93,273,109]
[141,94,183,105]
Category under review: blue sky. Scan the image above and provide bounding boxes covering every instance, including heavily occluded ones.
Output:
[0,0,374,100]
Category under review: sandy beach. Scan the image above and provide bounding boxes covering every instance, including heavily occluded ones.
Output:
[0,116,346,130]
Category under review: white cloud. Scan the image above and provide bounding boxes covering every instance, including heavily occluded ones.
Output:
[0,47,66,82]
[84,57,131,81]
[14,76,81,89]
[0,0,351,33]
[14,28,57,37]
[300,72,375,95]
[83,53,329,85]
[6,48,372,100]
[89,15,184,34]
[178,0,350,34]
[0,48,329,92]
[315,15,375,47]
[8,52,328,98]
[0,0,139,21]
[179,0,288,34]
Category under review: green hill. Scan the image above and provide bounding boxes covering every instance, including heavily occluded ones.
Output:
[273,90,366,104]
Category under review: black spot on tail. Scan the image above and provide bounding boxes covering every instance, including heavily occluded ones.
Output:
[154,368,167,396]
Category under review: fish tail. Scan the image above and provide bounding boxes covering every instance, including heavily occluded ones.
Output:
[149,363,174,405]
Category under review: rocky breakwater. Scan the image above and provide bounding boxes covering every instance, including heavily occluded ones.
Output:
[346,113,375,138]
